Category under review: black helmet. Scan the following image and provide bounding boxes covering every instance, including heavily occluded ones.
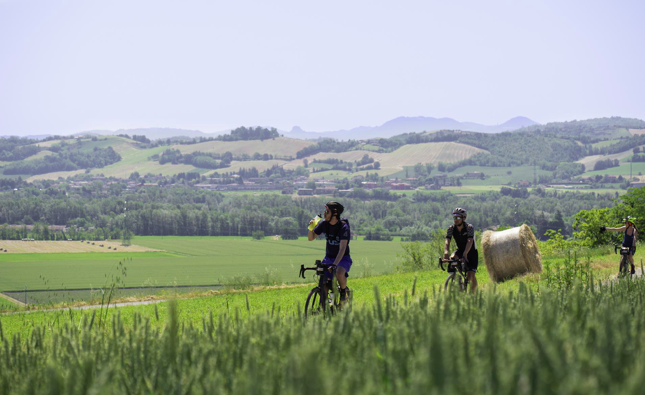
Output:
[452,207,467,218]
[325,201,344,218]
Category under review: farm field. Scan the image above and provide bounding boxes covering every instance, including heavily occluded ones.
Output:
[583,162,645,177]
[173,137,314,158]
[0,246,642,394]
[576,146,645,170]
[0,237,403,297]
[287,142,488,178]
[0,240,158,254]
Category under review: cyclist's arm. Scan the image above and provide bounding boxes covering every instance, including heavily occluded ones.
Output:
[307,230,319,241]
[463,238,474,256]
[332,240,348,266]
[443,237,451,259]
[606,225,627,232]
[634,229,638,246]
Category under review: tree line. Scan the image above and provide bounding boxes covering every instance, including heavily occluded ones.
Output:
[0,183,618,241]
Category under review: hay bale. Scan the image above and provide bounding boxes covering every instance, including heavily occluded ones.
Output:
[481,224,542,282]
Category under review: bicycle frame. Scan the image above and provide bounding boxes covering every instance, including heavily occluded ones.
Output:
[439,257,469,291]
[299,260,349,315]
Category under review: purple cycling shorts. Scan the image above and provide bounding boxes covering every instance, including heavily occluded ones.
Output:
[322,256,352,279]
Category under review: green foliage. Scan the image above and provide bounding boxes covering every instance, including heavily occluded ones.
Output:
[3,147,121,175]
[3,279,645,393]
[542,251,593,290]
[396,240,438,271]
[573,207,623,247]
[251,230,265,240]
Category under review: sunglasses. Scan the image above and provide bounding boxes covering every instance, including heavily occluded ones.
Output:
[453,216,462,219]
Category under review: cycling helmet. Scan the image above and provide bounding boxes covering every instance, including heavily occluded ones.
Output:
[325,201,344,218]
[623,216,636,224]
[452,207,467,218]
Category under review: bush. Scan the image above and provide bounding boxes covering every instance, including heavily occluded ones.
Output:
[397,241,436,272]
[251,231,265,240]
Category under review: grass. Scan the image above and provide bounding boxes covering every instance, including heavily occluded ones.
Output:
[0,237,403,296]
[1,263,645,394]
[583,162,645,177]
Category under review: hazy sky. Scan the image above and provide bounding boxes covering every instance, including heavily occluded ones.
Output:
[1,0,644,136]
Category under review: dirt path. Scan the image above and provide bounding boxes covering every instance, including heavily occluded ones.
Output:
[1,299,166,315]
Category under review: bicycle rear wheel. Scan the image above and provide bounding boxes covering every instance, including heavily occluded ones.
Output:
[304,287,324,316]
[619,256,630,277]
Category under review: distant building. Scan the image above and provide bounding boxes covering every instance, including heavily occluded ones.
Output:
[361,182,379,189]
[315,187,337,195]
[297,188,314,196]
[517,180,531,188]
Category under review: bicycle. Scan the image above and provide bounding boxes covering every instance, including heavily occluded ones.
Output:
[614,245,633,277]
[299,260,351,316]
[439,257,469,292]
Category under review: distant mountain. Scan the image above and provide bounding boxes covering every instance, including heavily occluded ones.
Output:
[285,116,538,140]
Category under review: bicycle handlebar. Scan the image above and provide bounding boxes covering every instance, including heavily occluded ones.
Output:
[299,263,335,279]
[438,257,462,272]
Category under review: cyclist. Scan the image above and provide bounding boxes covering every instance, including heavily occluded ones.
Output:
[601,216,638,274]
[443,207,479,293]
[308,201,352,301]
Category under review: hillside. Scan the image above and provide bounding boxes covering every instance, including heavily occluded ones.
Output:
[173,137,314,158]
[284,142,487,177]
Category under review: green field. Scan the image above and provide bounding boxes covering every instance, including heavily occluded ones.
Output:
[583,162,645,177]
[0,237,403,295]
[0,244,644,394]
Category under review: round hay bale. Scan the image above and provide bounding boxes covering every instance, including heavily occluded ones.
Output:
[481,224,542,282]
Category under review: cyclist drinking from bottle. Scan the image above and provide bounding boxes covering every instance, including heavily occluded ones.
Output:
[308,201,352,301]
[601,216,638,274]
[443,207,479,293]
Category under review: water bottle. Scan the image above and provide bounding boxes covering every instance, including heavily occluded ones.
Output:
[308,214,322,231]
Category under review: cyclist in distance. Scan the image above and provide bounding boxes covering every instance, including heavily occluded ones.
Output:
[308,201,352,301]
[601,216,638,274]
[443,207,479,293]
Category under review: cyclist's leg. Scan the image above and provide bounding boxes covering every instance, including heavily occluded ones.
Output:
[466,251,479,293]
[335,256,352,300]
[629,248,636,274]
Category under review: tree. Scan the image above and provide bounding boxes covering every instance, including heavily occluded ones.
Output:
[252,230,265,240]
[303,159,308,168]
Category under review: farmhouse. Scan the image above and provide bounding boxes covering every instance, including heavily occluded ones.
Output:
[297,188,314,196]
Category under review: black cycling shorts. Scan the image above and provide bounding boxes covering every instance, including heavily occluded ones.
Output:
[454,249,478,272]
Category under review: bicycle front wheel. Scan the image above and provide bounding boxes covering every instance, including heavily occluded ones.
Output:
[304,287,324,316]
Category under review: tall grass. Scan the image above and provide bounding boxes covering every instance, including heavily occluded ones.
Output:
[1,280,645,394]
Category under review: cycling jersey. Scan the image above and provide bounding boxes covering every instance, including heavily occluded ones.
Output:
[446,222,478,270]
[314,219,351,259]
[446,222,477,252]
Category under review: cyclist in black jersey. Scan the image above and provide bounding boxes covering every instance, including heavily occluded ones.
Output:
[443,207,478,293]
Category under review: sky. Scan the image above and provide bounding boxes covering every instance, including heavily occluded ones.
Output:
[1,0,644,136]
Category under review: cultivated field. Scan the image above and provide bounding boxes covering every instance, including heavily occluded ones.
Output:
[576,146,645,170]
[0,244,642,394]
[0,240,158,254]
[287,142,488,178]
[0,237,403,298]
[630,128,645,135]
[173,137,315,158]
